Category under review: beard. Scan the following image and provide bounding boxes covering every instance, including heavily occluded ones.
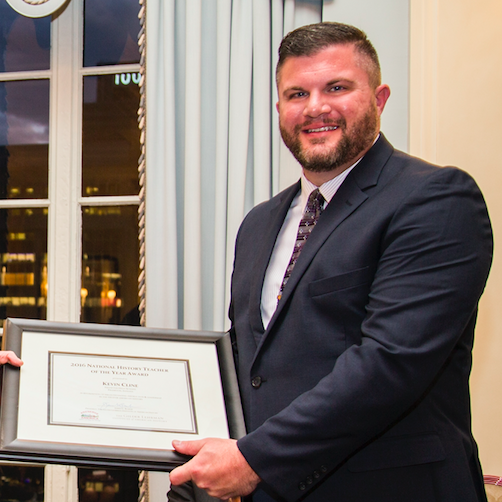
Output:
[280,105,378,173]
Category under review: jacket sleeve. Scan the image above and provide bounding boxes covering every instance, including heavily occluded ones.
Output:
[236,167,493,501]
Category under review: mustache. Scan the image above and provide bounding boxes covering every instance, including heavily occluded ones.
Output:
[294,117,347,134]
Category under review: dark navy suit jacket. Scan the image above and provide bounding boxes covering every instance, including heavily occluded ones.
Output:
[230,135,492,501]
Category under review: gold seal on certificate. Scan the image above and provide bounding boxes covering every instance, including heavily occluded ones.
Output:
[0,319,245,470]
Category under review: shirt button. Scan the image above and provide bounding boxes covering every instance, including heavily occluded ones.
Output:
[306,476,313,485]
[251,376,262,388]
[298,482,306,491]
[313,470,320,479]
[320,465,328,473]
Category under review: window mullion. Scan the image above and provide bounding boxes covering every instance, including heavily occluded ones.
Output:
[47,0,83,323]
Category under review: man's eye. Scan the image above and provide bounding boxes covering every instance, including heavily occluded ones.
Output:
[330,85,344,92]
[290,91,307,98]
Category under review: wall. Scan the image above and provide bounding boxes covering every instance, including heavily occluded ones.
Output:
[410,0,502,476]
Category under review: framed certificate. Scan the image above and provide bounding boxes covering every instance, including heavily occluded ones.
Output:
[0,318,245,470]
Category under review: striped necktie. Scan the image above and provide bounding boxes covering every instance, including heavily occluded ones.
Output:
[278,188,325,301]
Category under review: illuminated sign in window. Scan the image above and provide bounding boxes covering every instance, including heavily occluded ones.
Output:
[114,73,140,86]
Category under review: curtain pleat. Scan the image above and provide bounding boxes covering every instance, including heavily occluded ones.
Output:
[183,0,203,329]
[144,0,179,329]
[252,0,272,206]
[212,0,232,331]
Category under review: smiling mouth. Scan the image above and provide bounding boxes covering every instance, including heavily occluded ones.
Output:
[306,125,339,133]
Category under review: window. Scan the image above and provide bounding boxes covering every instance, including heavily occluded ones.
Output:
[80,0,141,324]
[0,0,142,500]
[0,5,50,324]
[0,0,141,325]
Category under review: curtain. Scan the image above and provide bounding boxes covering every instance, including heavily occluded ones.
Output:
[144,0,322,332]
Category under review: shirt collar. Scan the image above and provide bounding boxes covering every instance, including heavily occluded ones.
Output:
[300,157,360,209]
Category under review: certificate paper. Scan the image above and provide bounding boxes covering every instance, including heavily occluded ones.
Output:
[49,353,197,433]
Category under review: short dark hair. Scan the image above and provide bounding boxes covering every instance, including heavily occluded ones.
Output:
[276,22,381,88]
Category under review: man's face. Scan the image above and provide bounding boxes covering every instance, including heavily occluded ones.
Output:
[276,44,390,176]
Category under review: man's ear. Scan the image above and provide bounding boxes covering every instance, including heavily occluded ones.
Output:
[375,84,391,116]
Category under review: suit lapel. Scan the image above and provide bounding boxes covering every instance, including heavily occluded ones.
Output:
[248,181,301,341]
[256,135,394,352]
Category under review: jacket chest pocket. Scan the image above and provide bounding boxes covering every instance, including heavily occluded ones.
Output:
[309,265,374,297]
[308,266,374,348]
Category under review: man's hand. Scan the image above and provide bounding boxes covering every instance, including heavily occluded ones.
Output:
[0,351,23,367]
[169,438,260,500]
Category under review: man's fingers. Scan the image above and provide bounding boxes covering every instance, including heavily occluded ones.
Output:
[172,439,204,456]
[169,438,259,498]
[169,463,192,486]
[8,353,23,366]
[169,439,206,486]
[0,351,23,367]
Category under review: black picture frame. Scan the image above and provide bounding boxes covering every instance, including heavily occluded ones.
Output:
[0,318,245,471]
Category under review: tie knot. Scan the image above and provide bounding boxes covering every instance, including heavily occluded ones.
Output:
[306,189,325,217]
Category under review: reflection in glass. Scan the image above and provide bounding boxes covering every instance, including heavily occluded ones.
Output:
[0,464,44,501]
[82,75,140,197]
[0,0,50,73]
[0,207,48,327]
[81,205,139,325]
[79,468,138,502]
[83,0,140,67]
[0,79,49,199]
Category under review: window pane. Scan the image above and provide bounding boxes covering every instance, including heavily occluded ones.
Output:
[0,79,49,199]
[0,464,44,501]
[0,207,48,327]
[81,206,139,325]
[83,0,140,67]
[0,0,50,72]
[79,468,138,502]
[82,75,140,197]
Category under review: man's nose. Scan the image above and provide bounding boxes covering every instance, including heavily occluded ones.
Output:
[303,94,331,117]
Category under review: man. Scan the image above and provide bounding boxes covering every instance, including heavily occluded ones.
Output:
[169,22,493,501]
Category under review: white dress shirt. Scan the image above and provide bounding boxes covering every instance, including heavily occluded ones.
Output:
[260,162,360,328]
